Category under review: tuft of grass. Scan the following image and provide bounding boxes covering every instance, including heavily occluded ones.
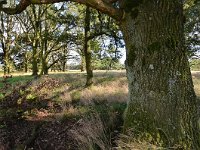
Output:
[69,113,111,150]
[0,93,5,100]
[57,106,81,121]
[70,91,81,104]
[26,93,37,101]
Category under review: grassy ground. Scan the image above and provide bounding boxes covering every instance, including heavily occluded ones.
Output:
[0,70,127,149]
[0,70,199,150]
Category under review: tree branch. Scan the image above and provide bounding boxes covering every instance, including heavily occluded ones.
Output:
[1,0,123,21]
[105,0,119,4]
[1,0,31,14]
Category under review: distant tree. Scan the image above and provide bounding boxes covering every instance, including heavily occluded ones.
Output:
[91,38,123,70]
[23,5,42,76]
[185,1,200,58]
[14,15,33,72]
[39,3,77,74]
[15,3,77,75]
[75,5,123,86]
[0,11,16,75]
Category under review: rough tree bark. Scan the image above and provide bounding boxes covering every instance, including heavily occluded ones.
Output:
[40,34,48,75]
[120,0,200,149]
[62,47,68,72]
[40,57,48,75]
[3,52,10,75]
[84,6,93,87]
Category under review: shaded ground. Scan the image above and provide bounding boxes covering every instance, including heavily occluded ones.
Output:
[1,119,80,150]
[0,71,127,150]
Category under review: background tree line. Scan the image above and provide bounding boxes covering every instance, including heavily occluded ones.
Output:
[0,1,199,84]
[0,2,124,82]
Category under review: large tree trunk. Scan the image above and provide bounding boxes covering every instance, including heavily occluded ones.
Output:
[40,36,48,75]
[62,60,67,72]
[84,6,93,87]
[41,9,49,75]
[40,58,48,75]
[32,33,39,76]
[120,1,200,149]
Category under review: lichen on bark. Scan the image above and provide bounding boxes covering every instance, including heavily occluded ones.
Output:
[120,0,200,149]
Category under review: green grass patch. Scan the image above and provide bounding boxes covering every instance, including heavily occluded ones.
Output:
[0,75,33,88]
[190,59,200,71]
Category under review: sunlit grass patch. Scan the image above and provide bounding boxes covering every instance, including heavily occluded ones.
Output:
[0,75,33,88]
[80,77,128,105]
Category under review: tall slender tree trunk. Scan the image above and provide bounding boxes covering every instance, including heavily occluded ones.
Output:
[62,60,66,72]
[32,39,38,76]
[24,62,28,73]
[80,54,85,72]
[1,14,12,75]
[31,5,41,76]
[3,51,8,75]
[43,63,48,75]
[3,48,11,75]
[40,56,48,75]
[40,37,48,75]
[62,48,67,72]
[120,1,200,149]
[41,7,48,75]
[23,53,28,73]
[84,6,93,86]
[24,55,28,73]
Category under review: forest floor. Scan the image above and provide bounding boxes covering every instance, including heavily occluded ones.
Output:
[0,70,199,150]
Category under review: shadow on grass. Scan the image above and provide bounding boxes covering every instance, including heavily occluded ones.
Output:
[0,74,127,149]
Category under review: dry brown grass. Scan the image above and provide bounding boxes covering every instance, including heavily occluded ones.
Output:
[192,71,200,97]
[69,113,111,150]
[80,77,128,105]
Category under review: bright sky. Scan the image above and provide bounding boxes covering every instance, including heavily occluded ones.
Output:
[119,48,126,64]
